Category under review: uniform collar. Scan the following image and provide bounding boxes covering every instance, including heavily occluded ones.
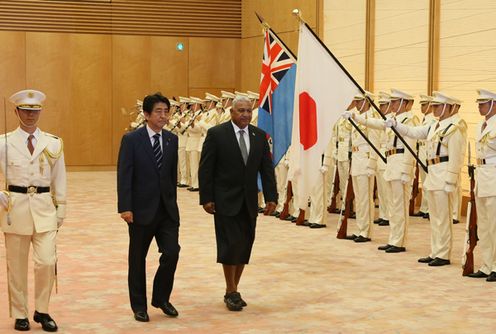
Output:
[17,127,40,142]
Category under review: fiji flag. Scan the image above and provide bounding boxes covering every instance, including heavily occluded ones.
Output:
[257,29,296,166]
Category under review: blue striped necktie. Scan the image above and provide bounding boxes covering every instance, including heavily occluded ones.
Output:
[152,133,163,169]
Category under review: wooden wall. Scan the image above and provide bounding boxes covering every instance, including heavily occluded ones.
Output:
[240,0,321,91]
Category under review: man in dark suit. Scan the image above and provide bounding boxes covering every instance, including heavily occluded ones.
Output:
[117,93,180,322]
[199,95,277,311]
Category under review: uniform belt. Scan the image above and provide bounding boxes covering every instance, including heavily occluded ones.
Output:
[385,148,404,157]
[8,185,50,194]
[477,156,496,165]
[427,156,449,166]
[418,142,425,146]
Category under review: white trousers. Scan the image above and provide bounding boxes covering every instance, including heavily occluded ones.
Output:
[475,196,496,274]
[188,150,200,188]
[376,169,390,220]
[275,164,288,212]
[419,167,429,213]
[5,231,57,318]
[388,180,410,247]
[337,160,350,208]
[178,147,189,185]
[351,175,374,238]
[427,190,453,260]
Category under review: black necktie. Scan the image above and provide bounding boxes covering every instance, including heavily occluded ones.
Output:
[482,121,488,132]
[152,133,162,169]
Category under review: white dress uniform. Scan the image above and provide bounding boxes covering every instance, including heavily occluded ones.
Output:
[357,91,418,249]
[375,113,392,223]
[349,105,380,239]
[396,92,466,262]
[333,118,352,209]
[0,91,66,320]
[177,99,191,186]
[186,98,205,190]
[418,112,437,214]
[473,89,496,277]
[274,153,290,213]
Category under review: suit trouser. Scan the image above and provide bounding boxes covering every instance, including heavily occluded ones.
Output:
[5,231,56,319]
[178,147,189,185]
[427,190,453,260]
[419,167,429,213]
[128,203,180,312]
[352,175,374,238]
[475,196,496,274]
[187,150,200,188]
[337,160,350,208]
[388,180,410,247]
[275,164,288,213]
[376,168,390,220]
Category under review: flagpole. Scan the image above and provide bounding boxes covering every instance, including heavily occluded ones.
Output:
[348,119,386,163]
[255,12,298,60]
[294,15,427,173]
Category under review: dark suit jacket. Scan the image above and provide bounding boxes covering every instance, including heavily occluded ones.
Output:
[117,126,180,225]
[199,121,277,218]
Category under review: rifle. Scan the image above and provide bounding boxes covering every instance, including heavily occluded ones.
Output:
[181,106,205,135]
[327,161,340,213]
[409,142,420,215]
[337,173,354,239]
[279,181,293,220]
[462,143,477,276]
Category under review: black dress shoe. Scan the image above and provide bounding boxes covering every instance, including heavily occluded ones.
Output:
[467,270,489,278]
[344,234,358,240]
[354,235,371,243]
[309,223,326,228]
[177,183,189,188]
[15,318,30,331]
[422,212,429,219]
[284,215,296,221]
[224,292,243,311]
[238,293,247,307]
[187,187,194,191]
[411,211,426,217]
[373,218,384,225]
[133,310,150,322]
[33,311,58,332]
[257,207,265,213]
[418,256,434,263]
[152,302,179,317]
[378,220,389,226]
[190,187,199,192]
[385,246,406,253]
[428,257,451,266]
[349,212,356,219]
[486,272,496,282]
[297,220,311,227]
[378,244,392,250]
[453,219,459,224]
[270,210,280,217]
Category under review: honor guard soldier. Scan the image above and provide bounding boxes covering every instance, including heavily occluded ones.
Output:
[391,91,467,266]
[412,95,436,219]
[198,93,221,150]
[247,91,260,126]
[219,91,235,124]
[343,91,380,242]
[163,99,180,132]
[185,97,205,191]
[0,89,66,332]
[467,89,496,281]
[449,99,464,225]
[176,97,191,187]
[346,89,418,252]
[374,91,393,226]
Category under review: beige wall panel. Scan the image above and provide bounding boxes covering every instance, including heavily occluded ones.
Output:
[112,35,151,163]
[242,0,317,38]
[374,0,429,114]
[150,36,189,99]
[188,38,239,90]
[26,32,71,145]
[0,31,26,132]
[323,0,366,87]
[69,34,112,165]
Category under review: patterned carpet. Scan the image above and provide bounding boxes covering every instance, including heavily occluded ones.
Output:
[0,171,494,333]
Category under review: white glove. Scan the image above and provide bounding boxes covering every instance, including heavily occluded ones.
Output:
[444,183,456,193]
[320,165,328,174]
[385,118,397,128]
[400,173,411,185]
[57,218,64,228]
[366,168,375,177]
[0,192,9,210]
[283,159,290,168]
[56,204,66,228]
[342,111,353,120]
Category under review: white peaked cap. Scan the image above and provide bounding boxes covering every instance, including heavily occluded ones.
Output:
[9,89,46,111]
[476,89,496,103]
[221,90,235,99]
[179,96,191,103]
[353,90,374,101]
[205,93,220,102]
[430,91,458,105]
[189,96,205,104]
[419,94,433,104]
[390,89,413,101]
[377,91,391,104]
[247,91,260,100]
